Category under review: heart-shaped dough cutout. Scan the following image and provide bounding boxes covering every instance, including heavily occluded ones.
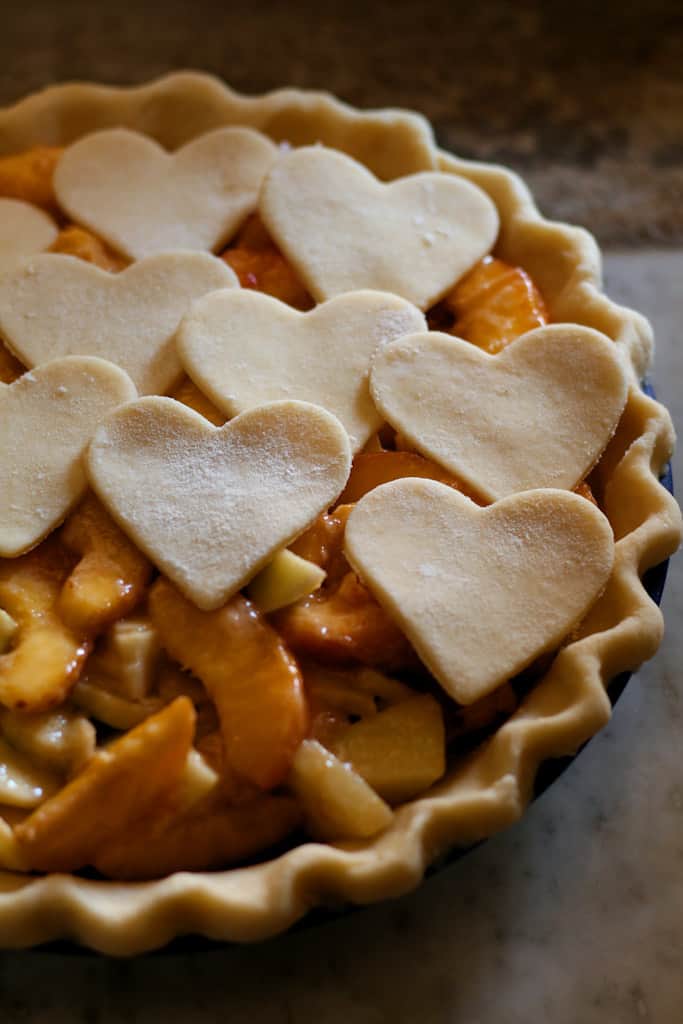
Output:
[177,289,426,452]
[54,127,278,260]
[0,252,237,395]
[87,398,352,610]
[345,479,614,704]
[371,324,629,501]
[0,357,137,557]
[0,199,58,275]
[260,146,499,310]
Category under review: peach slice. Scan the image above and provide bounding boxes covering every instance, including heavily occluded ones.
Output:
[0,146,63,213]
[58,494,153,634]
[171,375,226,426]
[289,504,354,583]
[442,255,548,354]
[0,540,90,711]
[339,451,469,504]
[93,791,301,880]
[149,578,308,790]
[275,570,416,670]
[222,214,313,310]
[279,503,416,669]
[0,342,24,385]
[49,225,128,272]
[15,696,195,872]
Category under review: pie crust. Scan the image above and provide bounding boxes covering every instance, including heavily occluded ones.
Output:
[0,72,679,953]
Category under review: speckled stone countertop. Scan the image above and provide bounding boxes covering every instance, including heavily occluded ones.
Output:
[1,0,682,245]
[0,3,681,1020]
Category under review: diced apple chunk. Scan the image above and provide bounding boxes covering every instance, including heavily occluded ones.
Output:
[247,549,326,613]
[0,706,95,776]
[177,748,219,811]
[71,679,163,730]
[289,739,393,841]
[330,694,446,804]
[0,737,60,808]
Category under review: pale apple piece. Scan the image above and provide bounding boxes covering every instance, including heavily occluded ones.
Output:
[247,549,326,613]
[0,706,95,776]
[90,618,160,701]
[304,665,378,720]
[330,694,446,804]
[289,738,393,841]
[71,678,164,730]
[0,609,17,654]
[0,737,60,808]
[177,748,219,811]
[352,668,415,706]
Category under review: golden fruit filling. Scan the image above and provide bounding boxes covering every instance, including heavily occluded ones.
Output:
[0,136,620,883]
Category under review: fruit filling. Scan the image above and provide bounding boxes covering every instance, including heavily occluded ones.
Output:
[0,139,610,881]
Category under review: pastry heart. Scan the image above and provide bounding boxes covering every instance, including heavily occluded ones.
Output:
[370,324,629,501]
[345,479,615,704]
[54,127,278,260]
[0,199,57,275]
[0,357,137,558]
[87,398,352,610]
[260,145,499,310]
[0,252,237,395]
[177,289,426,452]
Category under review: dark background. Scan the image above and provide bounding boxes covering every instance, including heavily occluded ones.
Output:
[1,0,681,245]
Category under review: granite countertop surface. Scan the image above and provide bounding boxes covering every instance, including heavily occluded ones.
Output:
[0,2,681,1021]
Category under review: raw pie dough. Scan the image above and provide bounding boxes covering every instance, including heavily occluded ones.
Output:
[345,479,615,704]
[370,325,629,501]
[0,357,137,557]
[54,127,278,260]
[0,252,238,395]
[0,199,58,275]
[177,288,426,452]
[87,397,352,610]
[260,146,499,310]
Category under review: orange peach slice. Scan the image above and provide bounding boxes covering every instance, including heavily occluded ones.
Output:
[0,540,90,711]
[171,375,226,426]
[222,214,313,309]
[0,146,63,212]
[49,225,128,272]
[15,696,195,872]
[0,342,24,385]
[443,255,548,354]
[339,451,470,505]
[289,504,354,583]
[58,494,153,634]
[149,579,308,790]
[93,791,301,880]
[275,571,416,670]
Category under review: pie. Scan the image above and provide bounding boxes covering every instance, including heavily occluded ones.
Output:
[0,72,679,954]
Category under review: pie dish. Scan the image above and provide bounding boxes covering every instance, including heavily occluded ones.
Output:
[0,72,680,954]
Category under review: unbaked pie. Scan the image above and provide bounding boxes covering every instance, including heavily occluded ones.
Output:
[0,72,679,953]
